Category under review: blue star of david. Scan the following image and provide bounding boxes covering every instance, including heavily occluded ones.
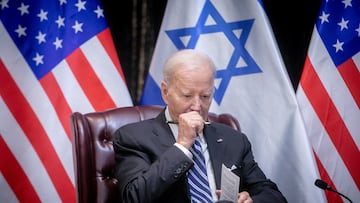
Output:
[165,0,262,105]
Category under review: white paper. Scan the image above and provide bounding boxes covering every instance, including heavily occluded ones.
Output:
[219,164,240,203]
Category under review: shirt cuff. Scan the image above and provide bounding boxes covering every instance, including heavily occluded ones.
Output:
[174,143,193,159]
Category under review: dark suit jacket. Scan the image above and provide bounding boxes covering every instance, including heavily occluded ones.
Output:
[113,109,287,203]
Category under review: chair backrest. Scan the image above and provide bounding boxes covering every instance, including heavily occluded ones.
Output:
[70,105,240,203]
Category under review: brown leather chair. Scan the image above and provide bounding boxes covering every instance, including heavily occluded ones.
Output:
[70,105,241,203]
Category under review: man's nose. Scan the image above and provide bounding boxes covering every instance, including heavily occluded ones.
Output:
[191,97,201,111]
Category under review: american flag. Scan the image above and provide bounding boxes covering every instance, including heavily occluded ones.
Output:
[0,0,133,202]
[296,0,360,202]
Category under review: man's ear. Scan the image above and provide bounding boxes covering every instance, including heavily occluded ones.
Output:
[161,81,168,103]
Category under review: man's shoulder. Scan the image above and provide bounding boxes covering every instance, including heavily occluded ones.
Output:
[113,118,160,142]
[210,122,239,132]
[120,118,157,130]
[208,122,247,141]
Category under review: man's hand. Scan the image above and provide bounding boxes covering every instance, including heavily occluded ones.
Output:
[216,190,253,203]
[176,111,205,149]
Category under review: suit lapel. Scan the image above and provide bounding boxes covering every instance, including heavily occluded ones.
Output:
[203,124,225,188]
[152,109,177,147]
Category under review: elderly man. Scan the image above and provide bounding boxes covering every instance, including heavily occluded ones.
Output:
[113,49,287,203]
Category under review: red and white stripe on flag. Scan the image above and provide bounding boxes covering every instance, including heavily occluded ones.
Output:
[0,1,133,202]
[296,0,360,202]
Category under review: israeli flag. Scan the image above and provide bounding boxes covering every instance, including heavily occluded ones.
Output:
[140,0,325,202]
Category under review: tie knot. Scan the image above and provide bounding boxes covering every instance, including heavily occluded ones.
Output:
[194,139,201,147]
[191,139,202,155]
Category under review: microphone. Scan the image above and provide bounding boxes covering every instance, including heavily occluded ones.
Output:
[314,179,353,203]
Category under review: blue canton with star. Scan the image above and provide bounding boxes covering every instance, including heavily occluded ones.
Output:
[0,0,107,79]
[165,0,262,105]
[316,0,360,67]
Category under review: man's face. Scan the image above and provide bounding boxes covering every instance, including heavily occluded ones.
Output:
[161,65,214,121]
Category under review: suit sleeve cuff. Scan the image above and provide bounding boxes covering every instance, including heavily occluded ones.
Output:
[174,143,193,159]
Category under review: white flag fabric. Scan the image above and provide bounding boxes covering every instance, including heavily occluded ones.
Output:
[0,0,133,202]
[296,0,360,202]
[140,0,325,202]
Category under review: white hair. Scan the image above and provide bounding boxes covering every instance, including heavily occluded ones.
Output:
[163,49,216,84]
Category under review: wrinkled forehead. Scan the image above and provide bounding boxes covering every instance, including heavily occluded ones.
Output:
[172,69,214,92]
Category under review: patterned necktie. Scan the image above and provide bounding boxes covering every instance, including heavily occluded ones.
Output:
[187,139,213,202]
